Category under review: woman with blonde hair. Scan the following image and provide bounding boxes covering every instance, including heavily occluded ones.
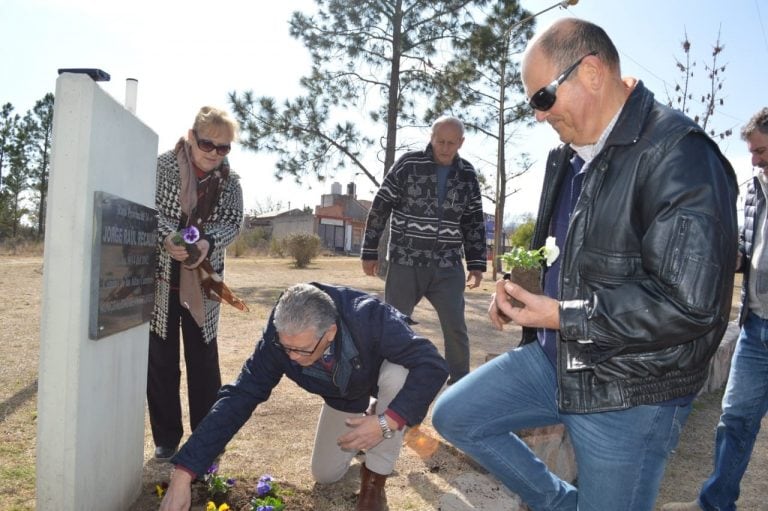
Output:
[147,106,243,460]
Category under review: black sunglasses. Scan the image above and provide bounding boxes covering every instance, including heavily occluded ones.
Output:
[193,130,231,156]
[528,51,598,112]
[273,329,327,356]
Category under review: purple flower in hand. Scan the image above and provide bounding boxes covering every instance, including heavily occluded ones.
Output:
[182,225,200,244]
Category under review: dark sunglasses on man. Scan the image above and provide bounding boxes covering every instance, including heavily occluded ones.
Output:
[528,50,598,112]
[193,130,232,156]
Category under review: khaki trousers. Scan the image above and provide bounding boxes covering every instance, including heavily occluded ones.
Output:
[310,360,408,483]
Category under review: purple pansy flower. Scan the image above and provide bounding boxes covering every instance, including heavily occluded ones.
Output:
[256,478,272,497]
[182,225,200,244]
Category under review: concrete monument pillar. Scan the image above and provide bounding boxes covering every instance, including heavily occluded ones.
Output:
[36,71,158,510]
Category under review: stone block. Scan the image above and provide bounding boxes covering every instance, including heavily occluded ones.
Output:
[698,320,739,395]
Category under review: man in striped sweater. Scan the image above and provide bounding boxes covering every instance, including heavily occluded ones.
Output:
[362,116,487,384]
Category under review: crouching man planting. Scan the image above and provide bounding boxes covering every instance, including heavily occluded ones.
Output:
[159,283,449,511]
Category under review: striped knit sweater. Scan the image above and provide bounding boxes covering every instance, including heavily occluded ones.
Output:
[362,143,486,270]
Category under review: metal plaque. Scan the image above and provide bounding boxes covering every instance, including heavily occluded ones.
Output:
[89,191,157,340]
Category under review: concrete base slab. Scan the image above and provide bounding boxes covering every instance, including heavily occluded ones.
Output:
[439,472,525,511]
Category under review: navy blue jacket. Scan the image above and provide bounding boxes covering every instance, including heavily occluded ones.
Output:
[171,283,449,476]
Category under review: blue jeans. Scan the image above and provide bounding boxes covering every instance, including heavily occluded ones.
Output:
[698,312,768,511]
[433,342,691,511]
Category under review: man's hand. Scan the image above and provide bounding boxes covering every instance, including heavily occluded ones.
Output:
[337,415,391,451]
[362,259,379,277]
[489,279,560,330]
[466,270,483,289]
[159,467,194,511]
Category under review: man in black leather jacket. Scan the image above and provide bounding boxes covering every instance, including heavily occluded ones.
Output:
[434,18,738,511]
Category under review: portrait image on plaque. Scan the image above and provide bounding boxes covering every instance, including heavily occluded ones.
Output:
[89,191,158,339]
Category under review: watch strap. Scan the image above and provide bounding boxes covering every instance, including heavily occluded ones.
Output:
[377,413,394,438]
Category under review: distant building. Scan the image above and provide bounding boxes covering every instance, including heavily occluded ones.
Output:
[247,210,278,237]
[246,208,314,239]
[315,181,371,254]
[243,181,371,255]
[272,209,315,239]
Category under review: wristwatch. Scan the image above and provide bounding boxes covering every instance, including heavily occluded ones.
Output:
[377,414,395,439]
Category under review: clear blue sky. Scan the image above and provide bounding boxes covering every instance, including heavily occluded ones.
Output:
[2,0,766,219]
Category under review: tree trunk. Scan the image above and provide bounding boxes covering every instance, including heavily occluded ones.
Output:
[376,0,404,280]
[492,51,509,281]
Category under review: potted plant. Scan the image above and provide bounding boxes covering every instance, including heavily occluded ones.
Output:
[500,236,559,307]
[171,225,202,264]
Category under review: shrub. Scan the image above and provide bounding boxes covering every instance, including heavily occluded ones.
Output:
[231,237,248,258]
[0,237,44,256]
[270,237,287,258]
[507,217,536,250]
[285,233,321,268]
[252,238,271,256]
[231,228,268,258]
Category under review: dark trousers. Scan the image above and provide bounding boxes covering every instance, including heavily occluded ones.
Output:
[147,288,222,449]
[385,263,470,382]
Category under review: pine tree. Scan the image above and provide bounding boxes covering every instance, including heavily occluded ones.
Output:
[229,0,489,189]
[24,93,55,237]
[0,103,19,191]
[428,0,539,276]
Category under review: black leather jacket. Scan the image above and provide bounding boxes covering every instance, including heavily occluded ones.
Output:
[522,81,738,413]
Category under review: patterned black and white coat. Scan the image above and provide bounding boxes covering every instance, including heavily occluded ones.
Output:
[150,146,243,344]
[361,143,487,271]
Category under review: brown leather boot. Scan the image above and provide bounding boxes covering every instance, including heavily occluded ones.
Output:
[356,463,388,511]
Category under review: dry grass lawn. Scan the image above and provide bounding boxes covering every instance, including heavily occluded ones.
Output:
[2,255,768,510]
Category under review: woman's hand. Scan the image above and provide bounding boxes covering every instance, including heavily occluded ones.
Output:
[163,234,189,262]
[163,233,210,269]
[183,239,210,269]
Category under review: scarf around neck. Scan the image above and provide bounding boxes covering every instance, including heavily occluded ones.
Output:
[174,138,227,328]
